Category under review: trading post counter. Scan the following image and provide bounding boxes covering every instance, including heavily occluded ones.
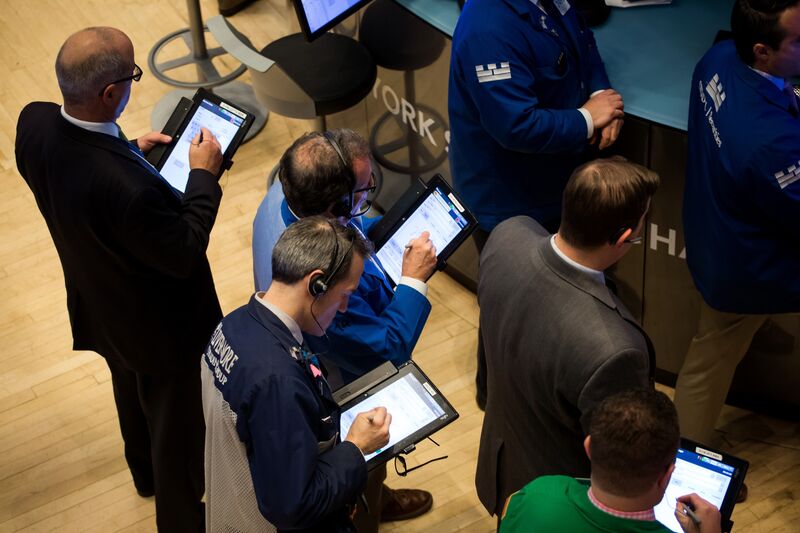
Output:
[324,0,800,416]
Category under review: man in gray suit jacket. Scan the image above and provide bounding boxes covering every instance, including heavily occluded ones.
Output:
[475,157,659,518]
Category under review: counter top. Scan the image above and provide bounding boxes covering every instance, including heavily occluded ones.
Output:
[394,0,731,131]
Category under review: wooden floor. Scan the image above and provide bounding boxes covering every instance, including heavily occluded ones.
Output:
[0,1,798,531]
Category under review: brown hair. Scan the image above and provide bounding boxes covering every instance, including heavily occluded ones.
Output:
[589,389,680,497]
[559,157,659,248]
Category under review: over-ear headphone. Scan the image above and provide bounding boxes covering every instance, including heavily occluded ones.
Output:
[322,132,356,219]
[308,219,355,297]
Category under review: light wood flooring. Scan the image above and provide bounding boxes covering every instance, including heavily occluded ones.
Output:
[1,1,798,531]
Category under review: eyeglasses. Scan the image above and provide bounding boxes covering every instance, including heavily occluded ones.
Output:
[624,236,643,245]
[98,63,143,96]
[349,172,377,217]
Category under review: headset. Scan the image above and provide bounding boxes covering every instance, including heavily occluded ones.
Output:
[322,132,357,219]
[308,219,356,297]
[609,226,644,246]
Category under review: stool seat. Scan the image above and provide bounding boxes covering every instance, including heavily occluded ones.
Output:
[359,0,445,71]
[260,33,376,118]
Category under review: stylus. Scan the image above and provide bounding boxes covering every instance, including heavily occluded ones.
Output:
[681,504,701,526]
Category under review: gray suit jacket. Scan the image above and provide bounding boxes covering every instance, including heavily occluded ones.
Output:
[475,216,654,516]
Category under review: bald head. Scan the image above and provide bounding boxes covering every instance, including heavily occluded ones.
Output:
[56,27,133,107]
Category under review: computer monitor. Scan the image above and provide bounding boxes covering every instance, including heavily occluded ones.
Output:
[292,0,373,42]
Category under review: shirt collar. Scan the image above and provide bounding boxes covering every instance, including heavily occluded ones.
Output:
[587,487,656,522]
[255,292,304,345]
[747,66,786,91]
[550,235,605,285]
[60,106,120,138]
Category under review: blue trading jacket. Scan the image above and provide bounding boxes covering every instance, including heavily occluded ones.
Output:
[684,40,800,314]
[203,296,366,531]
[448,0,610,230]
[252,181,431,382]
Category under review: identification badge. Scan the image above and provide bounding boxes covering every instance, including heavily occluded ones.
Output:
[554,0,570,16]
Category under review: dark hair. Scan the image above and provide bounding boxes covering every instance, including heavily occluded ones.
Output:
[279,129,371,217]
[272,215,371,287]
[731,0,800,65]
[559,157,659,249]
[589,389,680,498]
[55,27,131,106]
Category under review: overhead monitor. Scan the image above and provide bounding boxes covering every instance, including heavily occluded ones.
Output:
[292,0,372,41]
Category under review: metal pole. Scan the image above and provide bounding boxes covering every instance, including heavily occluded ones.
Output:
[187,0,208,59]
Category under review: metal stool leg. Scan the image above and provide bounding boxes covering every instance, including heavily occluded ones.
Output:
[148,0,267,141]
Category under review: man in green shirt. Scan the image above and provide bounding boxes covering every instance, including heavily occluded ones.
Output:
[500,390,721,533]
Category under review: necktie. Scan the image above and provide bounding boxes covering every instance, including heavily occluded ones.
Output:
[785,83,799,115]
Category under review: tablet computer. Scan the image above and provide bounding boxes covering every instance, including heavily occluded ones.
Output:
[367,174,477,287]
[654,438,748,532]
[146,88,254,192]
[337,361,458,470]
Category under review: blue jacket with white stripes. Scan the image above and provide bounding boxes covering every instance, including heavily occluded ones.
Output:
[448,0,610,231]
[684,40,800,313]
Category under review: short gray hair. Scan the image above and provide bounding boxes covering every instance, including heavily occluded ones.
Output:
[272,216,372,288]
[55,27,130,106]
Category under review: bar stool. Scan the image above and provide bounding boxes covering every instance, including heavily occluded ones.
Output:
[147,0,267,139]
[358,0,448,178]
[209,16,377,133]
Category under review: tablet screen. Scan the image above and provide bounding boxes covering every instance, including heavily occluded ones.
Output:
[299,0,364,34]
[339,372,445,462]
[159,98,246,192]
[375,186,470,285]
[654,447,734,531]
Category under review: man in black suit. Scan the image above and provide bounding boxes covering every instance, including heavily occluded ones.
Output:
[15,27,223,532]
[475,157,659,521]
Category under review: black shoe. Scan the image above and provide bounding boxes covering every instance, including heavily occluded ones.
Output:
[218,0,256,17]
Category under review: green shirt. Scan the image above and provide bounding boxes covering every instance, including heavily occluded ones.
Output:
[500,476,672,533]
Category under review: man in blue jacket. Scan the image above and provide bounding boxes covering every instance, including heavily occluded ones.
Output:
[251,129,437,524]
[203,217,391,532]
[449,0,624,233]
[677,0,800,444]
[449,0,625,409]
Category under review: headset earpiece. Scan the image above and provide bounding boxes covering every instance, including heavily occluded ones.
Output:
[309,273,328,297]
[308,219,356,298]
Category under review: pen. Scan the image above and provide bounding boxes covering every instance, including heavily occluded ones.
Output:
[681,504,701,526]
[199,130,204,144]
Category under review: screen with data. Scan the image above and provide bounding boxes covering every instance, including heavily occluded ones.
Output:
[339,369,452,463]
[294,0,367,39]
[375,186,470,286]
[159,98,246,192]
[654,447,736,532]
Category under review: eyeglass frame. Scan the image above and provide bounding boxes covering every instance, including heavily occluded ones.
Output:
[98,63,143,97]
[348,171,377,217]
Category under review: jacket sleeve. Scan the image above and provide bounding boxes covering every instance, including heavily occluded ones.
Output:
[581,20,611,94]
[748,132,800,242]
[246,374,367,529]
[117,168,222,278]
[325,284,432,376]
[576,347,650,433]
[452,28,589,154]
